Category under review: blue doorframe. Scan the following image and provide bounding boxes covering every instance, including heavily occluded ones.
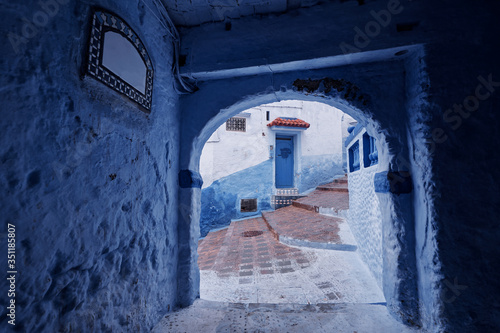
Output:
[275,135,294,188]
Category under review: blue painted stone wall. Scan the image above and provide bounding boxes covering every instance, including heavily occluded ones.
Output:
[200,153,343,237]
[0,1,179,332]
[200,160,273,237]
[298,154,344,193]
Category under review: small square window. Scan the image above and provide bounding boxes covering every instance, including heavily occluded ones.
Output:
[241,199,257,212]
[226,117,246,132]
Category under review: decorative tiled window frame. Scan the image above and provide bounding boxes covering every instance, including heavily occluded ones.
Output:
[86,9,154,112]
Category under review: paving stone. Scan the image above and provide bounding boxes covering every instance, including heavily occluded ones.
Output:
[199,217,386,308]
[239,278,253,284]
[277,260,292,266]
[316,282,333,289]
[260,270,274,275]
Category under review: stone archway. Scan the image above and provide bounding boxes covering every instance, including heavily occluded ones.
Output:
[176,48,436,328]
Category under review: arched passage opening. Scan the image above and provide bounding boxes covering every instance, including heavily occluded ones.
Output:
[176,47,435,328]
[196,99,384,304]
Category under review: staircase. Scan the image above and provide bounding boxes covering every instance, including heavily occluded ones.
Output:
[292,176,349,217]
[200,175,352,254]
[262,175,355,250]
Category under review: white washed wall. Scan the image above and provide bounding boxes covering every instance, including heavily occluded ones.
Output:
[200,100,347,189]
[347,129,383,287]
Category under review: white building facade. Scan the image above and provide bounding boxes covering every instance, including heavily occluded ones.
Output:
[345,124,383,287]
[199,100,353,236]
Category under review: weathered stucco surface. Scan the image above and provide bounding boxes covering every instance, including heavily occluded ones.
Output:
[1,1,180,331]
[1,1,499,332]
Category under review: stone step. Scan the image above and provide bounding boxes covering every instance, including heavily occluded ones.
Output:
[292,200,319,212]
[332,177,348,184]
[316,183,348,192]
[292,189,349,217]
[262,206,356,251]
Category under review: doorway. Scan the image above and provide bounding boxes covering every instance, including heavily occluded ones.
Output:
[275,135,294,188]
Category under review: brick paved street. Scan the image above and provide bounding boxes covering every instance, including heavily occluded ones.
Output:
[198,180,384,304]
[198,217,314,280]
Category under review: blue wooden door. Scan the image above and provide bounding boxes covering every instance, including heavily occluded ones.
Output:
[275,136,294,188]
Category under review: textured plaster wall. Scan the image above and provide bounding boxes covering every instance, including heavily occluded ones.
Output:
[420,32,500,333]
[200,160,273,237]
[347,165,383,288]
[0,1,179,332]
[298,154,344,193]
[346,127,383,288]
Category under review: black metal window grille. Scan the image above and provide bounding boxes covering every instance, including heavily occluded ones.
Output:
[226,117,246,132]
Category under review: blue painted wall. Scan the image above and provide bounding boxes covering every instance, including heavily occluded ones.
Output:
[200,154,344,237]
[298,154,344,193]
[200,159,273,237]
[0,2,179,332]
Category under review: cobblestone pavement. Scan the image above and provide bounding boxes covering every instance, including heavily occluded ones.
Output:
[153,299,421,333]
[198,217,383,304]
[199,217,315,280]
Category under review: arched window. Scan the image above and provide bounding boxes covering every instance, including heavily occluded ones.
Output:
[86,10,154,112]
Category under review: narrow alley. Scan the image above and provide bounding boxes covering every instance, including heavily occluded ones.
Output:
[153,177,418,332]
